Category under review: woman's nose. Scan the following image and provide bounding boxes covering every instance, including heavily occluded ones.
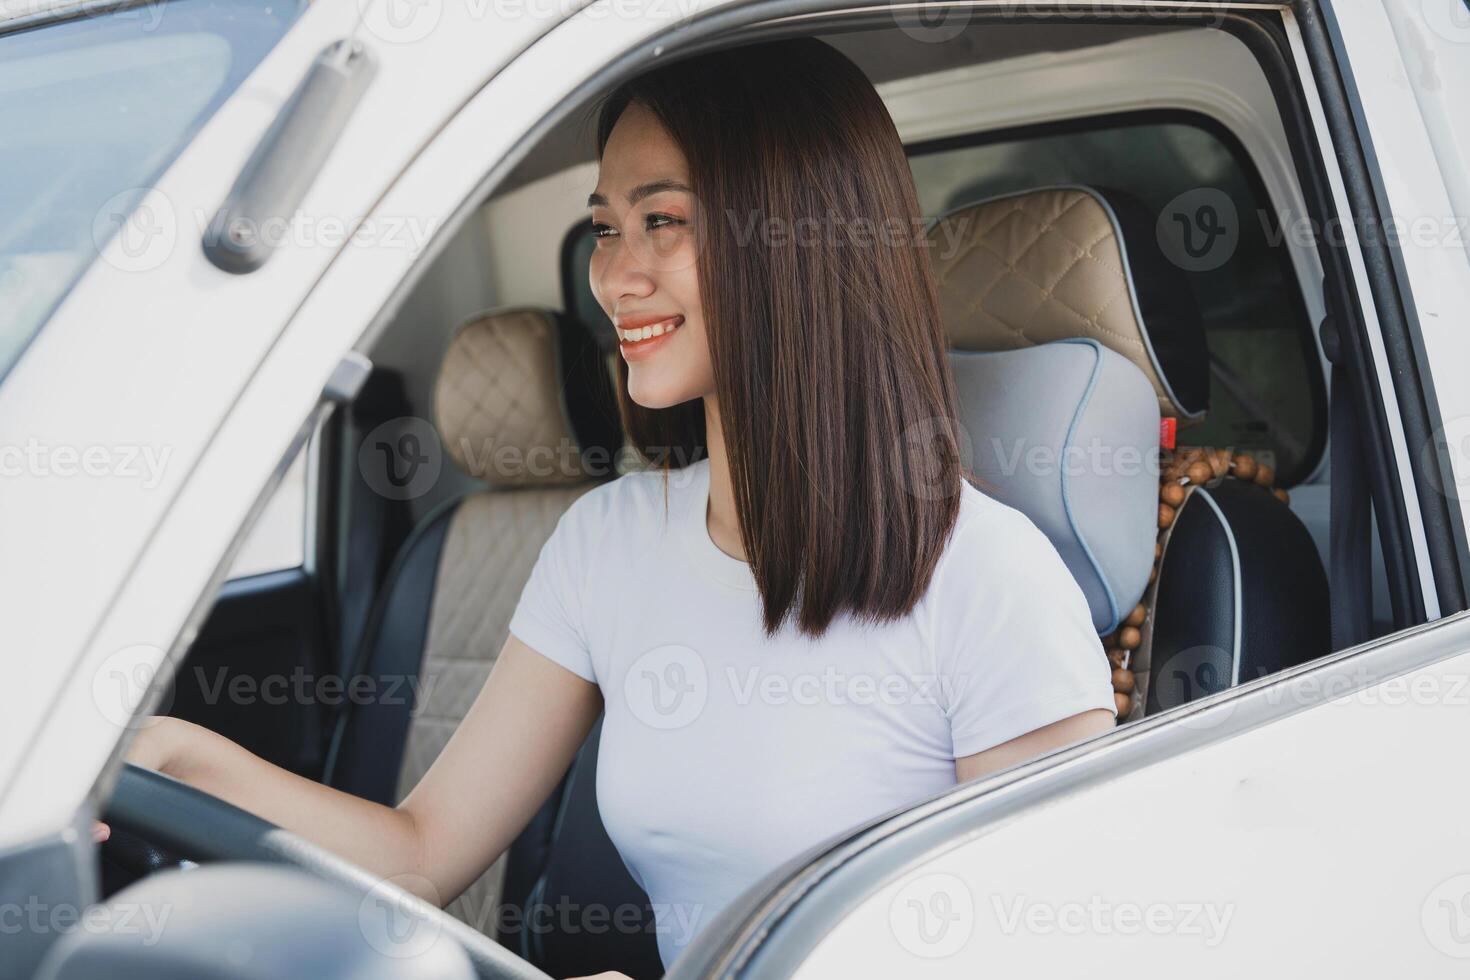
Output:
[595,237,656,305]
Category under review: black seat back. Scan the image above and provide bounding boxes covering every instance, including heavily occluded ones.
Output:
[1145,478,1331,711]
[499,717,663,978]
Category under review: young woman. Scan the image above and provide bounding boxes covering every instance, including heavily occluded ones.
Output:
[119,37,1115,977]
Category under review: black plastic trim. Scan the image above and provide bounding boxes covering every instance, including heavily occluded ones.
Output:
[213,563,308,599]
[1205,9,1428,629]
[1302,0,1468,616]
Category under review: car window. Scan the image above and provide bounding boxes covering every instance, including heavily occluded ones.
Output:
[907,112,1327,486]
[227,436,310,579]
[0,0,308,382]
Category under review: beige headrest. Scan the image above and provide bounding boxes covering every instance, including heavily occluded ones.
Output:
[925,186,1207,422]
[434,308,590,488]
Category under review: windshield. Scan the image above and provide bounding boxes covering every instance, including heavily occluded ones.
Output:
[0,0,307,379]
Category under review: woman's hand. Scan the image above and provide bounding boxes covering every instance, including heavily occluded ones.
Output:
[90,637,601,912]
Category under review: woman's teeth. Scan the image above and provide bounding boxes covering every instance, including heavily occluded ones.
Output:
[617,316,683,342]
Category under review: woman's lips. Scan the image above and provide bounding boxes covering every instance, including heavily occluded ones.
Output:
[616,315,684,360]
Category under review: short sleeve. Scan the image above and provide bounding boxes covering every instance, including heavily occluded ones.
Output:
[507,499,598,684]
[934,504,1117,759]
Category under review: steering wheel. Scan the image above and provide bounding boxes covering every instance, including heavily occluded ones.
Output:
[102,763,552,980]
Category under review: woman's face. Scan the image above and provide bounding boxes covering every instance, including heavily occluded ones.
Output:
[588,102,715,409]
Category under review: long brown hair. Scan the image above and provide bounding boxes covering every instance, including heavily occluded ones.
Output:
[595,37,963,637]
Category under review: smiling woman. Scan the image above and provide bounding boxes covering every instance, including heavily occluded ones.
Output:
[114,33,1113,980]
[586,38,973,637]
[516,35,1118,968]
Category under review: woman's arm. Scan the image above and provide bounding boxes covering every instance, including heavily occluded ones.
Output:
[954,708,1115,783]
[396,635,601,902]
[124,635,601,906]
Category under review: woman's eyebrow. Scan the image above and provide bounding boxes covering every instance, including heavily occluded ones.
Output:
[586,178,692,208]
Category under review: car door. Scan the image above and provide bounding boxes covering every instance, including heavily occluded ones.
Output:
[6,0,1464,976]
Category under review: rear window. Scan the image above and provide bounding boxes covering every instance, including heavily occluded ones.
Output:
[0,0,307,381]
[908,112,1327,486]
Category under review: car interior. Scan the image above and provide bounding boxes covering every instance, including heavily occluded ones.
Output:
[89,12,1430,980]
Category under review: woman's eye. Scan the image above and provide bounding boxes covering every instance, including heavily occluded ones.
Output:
[646,212,683,231]
[590,222,616,239]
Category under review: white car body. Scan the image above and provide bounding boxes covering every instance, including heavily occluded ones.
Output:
[3,0,1469,973]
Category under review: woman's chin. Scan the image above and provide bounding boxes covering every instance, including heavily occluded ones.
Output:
[626,375,701,411]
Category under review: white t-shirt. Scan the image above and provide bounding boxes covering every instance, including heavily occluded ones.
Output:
[507,457,1114,968]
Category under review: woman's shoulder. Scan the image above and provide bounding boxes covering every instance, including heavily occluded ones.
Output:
[950,477,1045,541]
[937,478,1075,589]
[561,457,706,531]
